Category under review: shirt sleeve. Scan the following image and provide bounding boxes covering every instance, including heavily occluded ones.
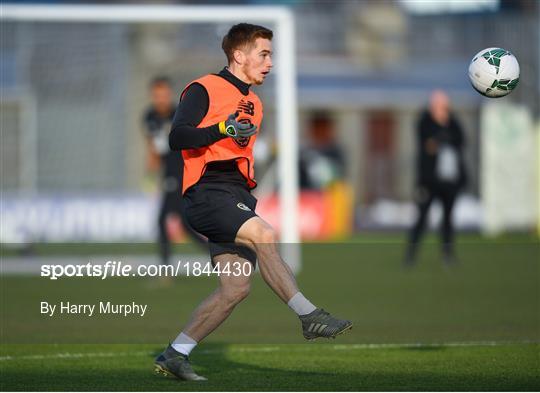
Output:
[169,83,227,151]
[450,115,465,149]
[418,112,431,146]
[142,109,158,137]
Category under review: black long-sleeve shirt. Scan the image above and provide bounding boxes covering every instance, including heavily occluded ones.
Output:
[169,68,252,187]
[143,104,182,182]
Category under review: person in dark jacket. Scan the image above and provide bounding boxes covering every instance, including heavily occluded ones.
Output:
[404,90,467,266]
[142,76,204,266]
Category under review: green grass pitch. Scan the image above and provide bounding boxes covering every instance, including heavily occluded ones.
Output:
[1,234,539,390]
[2,343,538,391]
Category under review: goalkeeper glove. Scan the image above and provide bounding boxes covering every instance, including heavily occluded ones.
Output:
[218,112,257,139]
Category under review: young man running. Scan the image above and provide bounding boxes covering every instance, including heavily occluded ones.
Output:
[155,23,352,381]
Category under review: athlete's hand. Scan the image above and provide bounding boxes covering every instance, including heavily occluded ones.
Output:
[218,112,257,139]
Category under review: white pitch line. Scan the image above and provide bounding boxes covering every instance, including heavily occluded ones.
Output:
[0,341,536,362]
[0,351,152,361]
[331,340,538,350]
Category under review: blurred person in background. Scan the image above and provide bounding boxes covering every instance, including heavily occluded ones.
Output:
[143,76,202,267]
[299,112,345,190]
[404,90,467,267]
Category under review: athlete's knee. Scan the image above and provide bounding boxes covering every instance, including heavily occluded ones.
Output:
[221,281,251,306]
[251,223,277,245]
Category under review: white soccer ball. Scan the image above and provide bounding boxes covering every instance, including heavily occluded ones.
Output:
[468,47,520,98]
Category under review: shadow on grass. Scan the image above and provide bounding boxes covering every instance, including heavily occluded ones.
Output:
[2,343,539,391]
[149,342,539,391]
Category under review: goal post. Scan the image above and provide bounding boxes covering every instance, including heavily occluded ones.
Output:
[1,4,301,266]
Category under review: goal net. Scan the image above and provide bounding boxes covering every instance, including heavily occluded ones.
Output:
[1,4,300,268]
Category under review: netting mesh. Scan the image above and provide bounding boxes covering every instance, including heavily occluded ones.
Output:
[1,21,275,193]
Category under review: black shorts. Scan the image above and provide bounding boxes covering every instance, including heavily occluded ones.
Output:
[184,182,258,265]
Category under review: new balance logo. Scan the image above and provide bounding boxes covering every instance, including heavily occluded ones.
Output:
[237,100,255,116]
[308,323,328,333]
[233,99,255,149]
